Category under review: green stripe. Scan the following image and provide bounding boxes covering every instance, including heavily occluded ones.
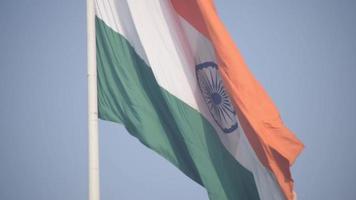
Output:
[96,17,260,200]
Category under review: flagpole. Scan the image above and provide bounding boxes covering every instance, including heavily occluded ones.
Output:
[87,0,100,199]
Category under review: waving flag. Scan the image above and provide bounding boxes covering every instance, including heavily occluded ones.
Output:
[95,0,303,199]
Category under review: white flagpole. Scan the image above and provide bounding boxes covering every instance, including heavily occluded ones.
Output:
[87,0,100,199]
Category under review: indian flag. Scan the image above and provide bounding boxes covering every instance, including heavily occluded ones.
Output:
[95,0,304,199]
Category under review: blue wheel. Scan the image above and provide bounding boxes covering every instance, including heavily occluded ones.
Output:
[196,62,238,133]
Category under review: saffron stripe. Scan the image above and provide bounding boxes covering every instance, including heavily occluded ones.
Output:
[171,1,304,199]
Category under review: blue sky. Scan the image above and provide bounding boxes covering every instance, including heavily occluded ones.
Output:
[1,0,356,199]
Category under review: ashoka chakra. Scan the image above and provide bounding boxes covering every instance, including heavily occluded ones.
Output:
[196,62,238,133]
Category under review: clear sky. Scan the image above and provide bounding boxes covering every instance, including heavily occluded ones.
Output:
[1,0,355,200]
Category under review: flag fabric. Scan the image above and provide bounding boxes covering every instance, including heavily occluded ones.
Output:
[95,0,303,199]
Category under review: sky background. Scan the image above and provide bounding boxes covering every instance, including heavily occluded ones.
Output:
[1,0,356,199]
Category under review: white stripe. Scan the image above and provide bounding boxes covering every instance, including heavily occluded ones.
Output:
[95,0,285,199]
[94,0,148,64]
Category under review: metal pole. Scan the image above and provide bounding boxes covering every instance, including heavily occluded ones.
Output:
[87,0,100,199]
